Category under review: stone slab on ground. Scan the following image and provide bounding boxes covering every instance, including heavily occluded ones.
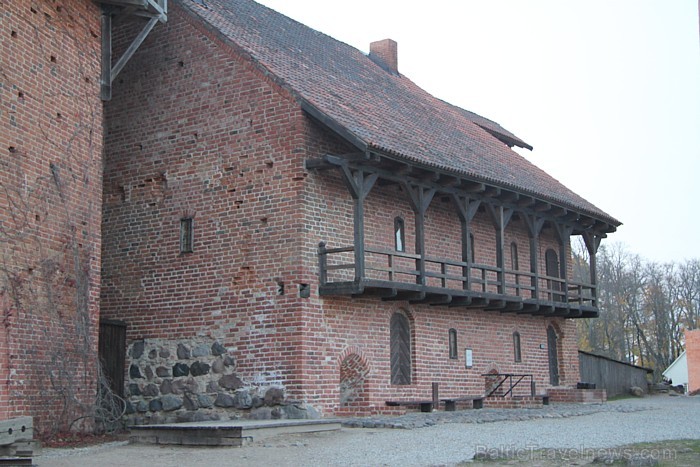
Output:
[129,419,342,445]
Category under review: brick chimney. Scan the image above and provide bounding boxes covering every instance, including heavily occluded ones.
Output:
[369,39,398,74]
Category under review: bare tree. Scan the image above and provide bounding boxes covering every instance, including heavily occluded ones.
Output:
[577,241,700,379]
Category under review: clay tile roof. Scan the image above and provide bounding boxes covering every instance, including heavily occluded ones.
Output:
[182,0,620,227]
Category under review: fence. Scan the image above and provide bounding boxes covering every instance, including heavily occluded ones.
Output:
[578,350,652,397]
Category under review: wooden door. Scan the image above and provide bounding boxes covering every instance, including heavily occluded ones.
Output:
[390,313,411,385]
[98,320,127,398]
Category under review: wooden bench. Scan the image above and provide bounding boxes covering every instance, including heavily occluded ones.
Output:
[385,400,434,412]
[0,416,34,464]
[440,396,484,411]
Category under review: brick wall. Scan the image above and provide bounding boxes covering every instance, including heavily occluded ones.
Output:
[102,3,312,415]
[301,161,581,414]
[0,0,103,434]
[686,329,700,394]
[102,2,582,420]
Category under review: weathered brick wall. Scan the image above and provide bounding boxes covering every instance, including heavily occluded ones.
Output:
[686,329,700,394]
[0,0,103,434]
[102,2,583,420]
[102,4,313,420]
[300,135,580,414]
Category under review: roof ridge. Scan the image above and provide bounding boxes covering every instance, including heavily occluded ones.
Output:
[179,0,619,227]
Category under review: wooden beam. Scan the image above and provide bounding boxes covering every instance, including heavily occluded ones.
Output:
[304,158,333,170]
[483,299,506,310]
[462,181,486,193]
[518,196,536,207]
[301,100,368,152]
[533,202,551,212]
[483,186,501,197]
[410,293,453,305]
[436,174,460,187]
[448,296,472,307]
[403,183,436,286]
[111,16,159,82]
[523,214,545,300]
[499,191,519,203]
[382,291,426,302]
[451,194,480,291]
[550,206,567,218]
[485,204,513,295]
[464,297,491,308]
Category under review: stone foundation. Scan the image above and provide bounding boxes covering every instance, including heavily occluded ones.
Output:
[547,387,607,403]
[124,339,318,425]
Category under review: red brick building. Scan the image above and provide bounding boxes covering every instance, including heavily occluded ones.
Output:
[0,0,104,434]
[100,0,619,423]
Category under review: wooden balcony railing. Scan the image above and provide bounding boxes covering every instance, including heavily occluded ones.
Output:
[318,243,597,316]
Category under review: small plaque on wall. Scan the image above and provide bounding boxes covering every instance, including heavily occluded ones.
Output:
[465,348,473,368]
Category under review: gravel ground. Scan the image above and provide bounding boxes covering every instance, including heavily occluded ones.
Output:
[36,394,699,466]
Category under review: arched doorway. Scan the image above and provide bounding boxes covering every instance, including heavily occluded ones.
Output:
[547,325,560,386]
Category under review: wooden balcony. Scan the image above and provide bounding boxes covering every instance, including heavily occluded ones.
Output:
[318,243,598,318]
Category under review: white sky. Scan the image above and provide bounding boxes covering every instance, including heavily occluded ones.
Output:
[257,0,700,264]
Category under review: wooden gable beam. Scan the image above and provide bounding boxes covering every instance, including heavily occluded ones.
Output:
[99,1,167,101]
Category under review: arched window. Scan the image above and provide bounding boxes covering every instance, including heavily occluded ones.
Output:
[180,217,194,253]
[390,312,412,385]
[513,331,522,362]
[511,242,520,295]
[394,217,405,252]
[510,242,519,270]
[448,328,458,359]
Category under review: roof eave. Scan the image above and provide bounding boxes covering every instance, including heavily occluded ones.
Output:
[301,100,368,153]
[481,127,534,151]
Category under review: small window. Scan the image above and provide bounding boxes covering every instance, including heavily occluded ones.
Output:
[394,217,405,252]
[180,217,194,253]
[513,331,522,363]
[448,328,458,359]
[510,242,519,270]
[545,249,559,278]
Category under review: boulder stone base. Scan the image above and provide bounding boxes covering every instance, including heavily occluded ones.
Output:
[124,338,318,425]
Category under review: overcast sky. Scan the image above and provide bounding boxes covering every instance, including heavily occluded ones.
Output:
[257,0,700,264]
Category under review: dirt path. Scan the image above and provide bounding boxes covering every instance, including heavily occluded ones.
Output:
[36,395,700,466]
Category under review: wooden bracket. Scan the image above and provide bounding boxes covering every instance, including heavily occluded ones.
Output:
[100,1,168,101]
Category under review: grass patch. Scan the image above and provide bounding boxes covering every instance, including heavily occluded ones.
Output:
[606,394,639,401]
[462,439,700,466]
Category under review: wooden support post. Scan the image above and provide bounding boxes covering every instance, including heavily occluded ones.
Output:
[553,223,574,302]
[339,166,377,283]
[353,191,366,282]
[404,183,435,286]
[432,382,439,412]
[524,215,545,300]
[583,232,603,306]
[485,204,513,295]
[318,242,327,285]
[452,194,480,291]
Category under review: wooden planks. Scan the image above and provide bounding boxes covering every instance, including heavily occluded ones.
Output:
[0,417,34,463]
